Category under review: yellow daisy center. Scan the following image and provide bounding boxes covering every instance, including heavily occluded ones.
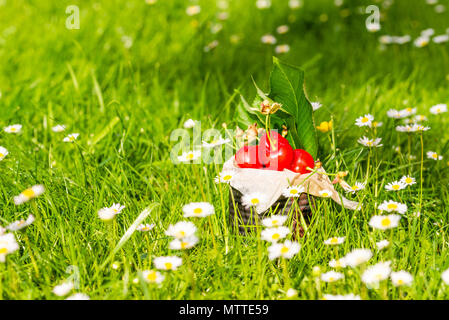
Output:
[251,198,259,205]
[164,262,173,270]
[329,277,335,281]
[397,279,404,285]
[0,247,8,254]
[330,238,339,244]
[381,218,391,227]
[271,220,278,225]
[10,128,16,132]
[193,208,203,214]
[17,220,25,226]
[290,189,298,195]
[387,203,398,210]
[223,175,232,181]
[181,242,188,249]
[405,178,413,184]
[281,246,289,254]
[22,188,35,198]
[406,108,412,112]
[0,153,4,158]
[366,141,373,146]
[178,231,186,237]
[321,192,329,197]
[351,185,359,190]
[362,117,369,123]
[147,271,157,282]
[187,153,194,160]
[272,233,280,240]
[432,154,438,159]
[392,184,400,190]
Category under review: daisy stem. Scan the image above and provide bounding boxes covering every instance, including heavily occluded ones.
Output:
[419,132,424,212]
[207,215,218,251]
[331,115,339,171]
[294,198,308,236]
[183,252,196,299]
[23,233,39,276]
[193,165,207,201]
[281,258,291,291]
[407,133,412,174]
[217,172,229,254]
[365,148,371,182]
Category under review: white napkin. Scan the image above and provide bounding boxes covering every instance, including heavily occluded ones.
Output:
[223,156,361,214]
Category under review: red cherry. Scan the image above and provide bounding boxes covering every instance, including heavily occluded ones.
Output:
[235,145,263,169]
[258,131,294,171]
[290,149,315,174]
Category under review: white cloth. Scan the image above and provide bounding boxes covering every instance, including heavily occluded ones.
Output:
[223,157,361,214]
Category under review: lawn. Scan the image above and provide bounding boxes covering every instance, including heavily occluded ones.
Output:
[0,0,449,300]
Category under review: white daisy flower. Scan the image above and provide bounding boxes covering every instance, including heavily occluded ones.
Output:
[393,35,411,44]
[430,104,447,114]
[0,233,19,262]
[319,189,333,198]
[387,109,403,119]
[286,288,298,298]
[275,44,290,54]
[63,133,79,143]
[261,226,290,243]
[52,125,66,132]
[385,181,407,191]
[142,270,165,284]
[0,146,8,161]
[376,240,390,250]
[276,25,289,34]
[421,28,435,37]
[311,102,322,111]
[178,150,201,162]
[202,137,230,148]
[183,119,196,128]
[6,214,34,231]
[65,293,90,300]
[282,185,305,198]
[414,36,430,48]
[414,115,428,122]
[361,261,392,286]
[427,151,443,160]
[323,293,361,300]
[261,215,288,228]
[346,182,366,193]
[98,203,125,221]
[137,223,155,232]
[343,248,372,267]
[4,124,22,134]
[433,34,449,43]
[214,170,235,184]
[355,114,374,127]
[289,0,303,9]
[371,121,383,128]
[435,4,446,13]
[241,192,268,212]
[411,123,430,132]
[268,240,301,260]
[357,136,383,148]
[321,271,344,282]
[261,34,277,44]
[329,258,347,269]
[324,236,345,245]
[378,200,407,214]
[399,107,417,117]
[165,221,197,239]
[182,202,215,218]
[169,235,199,250]
[379,35,393,44]
[369,214,401,230]
[441,268,449,285]
[391,271,413,287]
[52,281,74,296]
[153,256,182,271]
[186,5,201,16]
[400,175,416,186]
[14,185,45,205]
[256,0,271,9]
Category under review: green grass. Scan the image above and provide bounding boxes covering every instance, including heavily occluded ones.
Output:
[0,0,449,300]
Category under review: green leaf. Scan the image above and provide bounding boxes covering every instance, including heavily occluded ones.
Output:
[268,57,318,158]
[234,93,263,129]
